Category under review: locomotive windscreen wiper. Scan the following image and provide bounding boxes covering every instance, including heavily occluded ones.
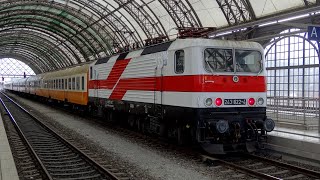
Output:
[205,57,215,75]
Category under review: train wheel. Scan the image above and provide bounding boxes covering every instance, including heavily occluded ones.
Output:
[128,115,135,128]
[106,111,114,122]
[136,117,142,132]
[159,123,167,137]
[177,126,186,145]
[190,126,198,145]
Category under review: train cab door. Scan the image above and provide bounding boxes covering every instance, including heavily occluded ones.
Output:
[94,70,99,102]
[154,52,168,117]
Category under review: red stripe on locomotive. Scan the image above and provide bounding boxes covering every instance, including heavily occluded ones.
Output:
[97,59,131,89]
[89,75,266,100]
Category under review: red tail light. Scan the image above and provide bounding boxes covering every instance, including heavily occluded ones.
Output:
[215,98,222,106]
[248,98,255,106]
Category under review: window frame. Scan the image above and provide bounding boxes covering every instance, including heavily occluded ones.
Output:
[174,50,185,74]
[81,76,85,91]
[203,47,233,73]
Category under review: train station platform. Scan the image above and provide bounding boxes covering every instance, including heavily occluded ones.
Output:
[0,114,19,180]
[267,127,320,166]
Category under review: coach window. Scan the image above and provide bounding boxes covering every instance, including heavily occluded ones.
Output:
[65,79,68,90]
[76,77,80,90]
[175,50,184,74]
[72,77,75,90]
[62,79,64,90]
[81,76,85,90]
[90,67,93,79]
[68,78,71,90]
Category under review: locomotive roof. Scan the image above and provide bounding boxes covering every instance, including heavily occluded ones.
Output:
[93,38,263,66]
[169,38,263,51]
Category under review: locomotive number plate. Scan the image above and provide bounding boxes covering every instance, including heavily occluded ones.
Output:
[224,99,246,105]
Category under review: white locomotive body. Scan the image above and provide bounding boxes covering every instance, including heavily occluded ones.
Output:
[88,38,274,153]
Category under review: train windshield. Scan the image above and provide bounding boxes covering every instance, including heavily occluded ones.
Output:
[204,48,262,73]
[235,50,262,73]
[204,48,233,72]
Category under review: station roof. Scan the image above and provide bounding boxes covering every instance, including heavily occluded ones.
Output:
[0,0,319,74]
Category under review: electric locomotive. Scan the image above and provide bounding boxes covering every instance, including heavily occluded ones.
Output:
[4,38,275,154]
[88,38,275,154]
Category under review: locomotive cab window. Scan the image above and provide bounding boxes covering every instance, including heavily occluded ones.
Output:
[235,50,262,73]
[204,48,233,72]
[174,50,184,74]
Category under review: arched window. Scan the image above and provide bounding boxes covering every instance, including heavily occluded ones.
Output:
[265,29,319,127]
[0,58,36,82]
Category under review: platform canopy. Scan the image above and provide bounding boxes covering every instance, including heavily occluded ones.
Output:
[0,0,319,74]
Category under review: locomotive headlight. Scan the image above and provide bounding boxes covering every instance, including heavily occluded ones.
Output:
[257,98,264,105]
[264,118,275,132]
[215,98,223,106]
[216,120,229,133]
[248,98,255,106]
[205,98,213,107]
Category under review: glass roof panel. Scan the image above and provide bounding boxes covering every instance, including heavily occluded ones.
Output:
[250,0,305,18]
[190,0,228,27]
[0,0,316,73]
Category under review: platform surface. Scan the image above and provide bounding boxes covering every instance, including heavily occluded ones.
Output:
[0,115,19,180]
[267,126,320,164]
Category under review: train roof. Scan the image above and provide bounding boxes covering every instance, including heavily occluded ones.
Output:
[11,77,29,83]
[93,38,263,66]
[42,64,90,80]
[27,73,45,81]
[169,38,263,51]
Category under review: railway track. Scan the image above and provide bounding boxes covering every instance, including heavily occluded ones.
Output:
[202,153,320,180]
[0,92,128,180]
[4,92,320,180]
